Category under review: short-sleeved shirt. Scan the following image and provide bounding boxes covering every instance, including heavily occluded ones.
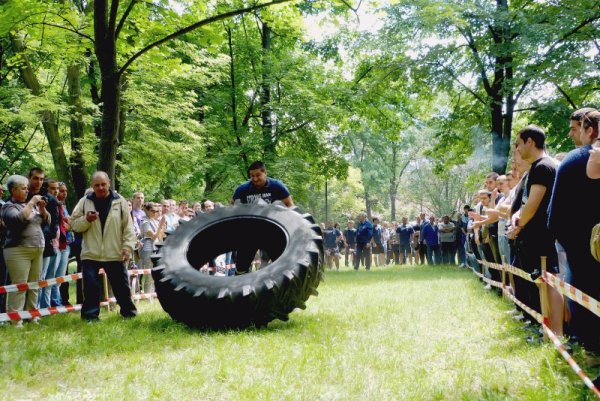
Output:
[323,228,342,249]
[521,156,556,239]
[438,222,456,243]
[396,224,414,245]
[232,178,290,204]
[343,228,357,246]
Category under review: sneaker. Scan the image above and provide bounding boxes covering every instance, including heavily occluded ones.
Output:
[484,284,492,290]
[514,314,525,321]
[13,320,23,329]
[31,317,41,325]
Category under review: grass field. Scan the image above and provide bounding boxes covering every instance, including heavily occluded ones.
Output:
[1,264,597,401]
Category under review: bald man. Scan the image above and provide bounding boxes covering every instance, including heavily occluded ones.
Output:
[71,171,138,322]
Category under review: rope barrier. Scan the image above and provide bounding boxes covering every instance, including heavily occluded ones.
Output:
[0,273,82,294]
[0,304,82,322]
[543,324,600,398]
[543,272,600,319]
[471,257,600,398]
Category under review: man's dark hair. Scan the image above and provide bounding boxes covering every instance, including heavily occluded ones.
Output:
[463,204,470,210]
[485,172,499,180]
[247,160,266,177]
[582,110,600,138]
[28,167,44,178]
[570,107,597,122]
[518,124,546,150]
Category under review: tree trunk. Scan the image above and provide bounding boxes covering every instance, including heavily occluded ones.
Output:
[260,22,274,159]
[227,27,248,169]
[365,190,372,220]
[12,34,76,200]
[490,103,509,174]
[114,74,128,192]
[95,0,121,182]
[67,62,88,205]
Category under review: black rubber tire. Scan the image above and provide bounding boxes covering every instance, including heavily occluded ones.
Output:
[151,203,324,329]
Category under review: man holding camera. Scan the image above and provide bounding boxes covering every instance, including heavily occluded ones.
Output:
[71,171,138,321]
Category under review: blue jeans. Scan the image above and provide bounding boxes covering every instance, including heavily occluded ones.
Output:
[498,234,510,265]
[458,233,467,265]
[39,252,61,308]
[55,246,70,304]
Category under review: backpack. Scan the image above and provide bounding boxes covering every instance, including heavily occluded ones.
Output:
[591,222,600,263]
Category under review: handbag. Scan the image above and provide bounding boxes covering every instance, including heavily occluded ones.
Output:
[591,222,600,263]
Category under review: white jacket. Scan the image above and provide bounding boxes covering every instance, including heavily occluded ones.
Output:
[71,191,136,262]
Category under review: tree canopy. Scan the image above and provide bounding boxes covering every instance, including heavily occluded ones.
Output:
[1,0,598,220]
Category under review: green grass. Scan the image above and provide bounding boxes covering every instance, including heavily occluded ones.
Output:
[0,265,597,400]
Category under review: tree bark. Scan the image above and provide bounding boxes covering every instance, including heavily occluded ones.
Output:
[94,0,121,181]
[67,62,88,205]
[260,22,274,159]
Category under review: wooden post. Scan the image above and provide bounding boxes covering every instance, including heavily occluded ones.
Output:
[101,268,111,312]
[501,255,507,299]
[539,256,550,340]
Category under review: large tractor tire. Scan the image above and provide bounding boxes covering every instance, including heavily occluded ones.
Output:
[151,203,324,329]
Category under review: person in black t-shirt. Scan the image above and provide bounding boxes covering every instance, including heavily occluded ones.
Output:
[509,125,561,332]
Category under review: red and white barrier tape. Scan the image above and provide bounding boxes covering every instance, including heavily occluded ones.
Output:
[543,272,600,319]
[469,265,504,290]
[502,287,544,324]
[478,259,537,283]
[128,269,153,276]
[0,304,82,322]
[100,292,157,306]
[0,293,157,322]
[0,273,82,294]
[542,324,600,398]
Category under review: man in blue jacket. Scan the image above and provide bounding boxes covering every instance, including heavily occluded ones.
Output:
[422,215,441,265]
[354,213,373,271]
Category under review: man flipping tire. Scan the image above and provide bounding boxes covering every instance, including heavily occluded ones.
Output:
[232,161,294,274]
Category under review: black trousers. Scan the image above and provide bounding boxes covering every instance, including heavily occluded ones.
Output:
[354,243,372,270]
[81,260,137,320]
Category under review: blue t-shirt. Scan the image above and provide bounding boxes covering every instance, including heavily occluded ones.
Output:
[323,228,342,248]
[232,178,290,204]
[396,224,414,245]
[343,228,357,246]
[356,219,374,244]
[422,222,439,247]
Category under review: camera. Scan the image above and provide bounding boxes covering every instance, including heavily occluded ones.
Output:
[40,196,48,203]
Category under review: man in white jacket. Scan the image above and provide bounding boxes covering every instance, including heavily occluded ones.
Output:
[71,171,137,321]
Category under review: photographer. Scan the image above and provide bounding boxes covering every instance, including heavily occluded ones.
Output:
[1,175,49,327]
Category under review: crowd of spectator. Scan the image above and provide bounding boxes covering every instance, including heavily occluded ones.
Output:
[1,111,599,365]
[318,107,600,358]
[0,166,230,326]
